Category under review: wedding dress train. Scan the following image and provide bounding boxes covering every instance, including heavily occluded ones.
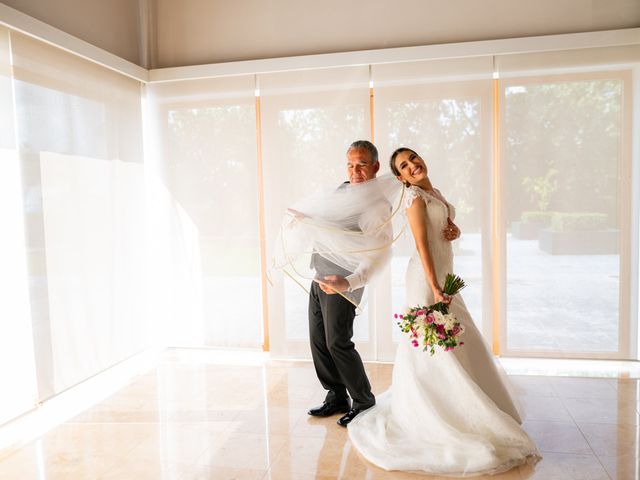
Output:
[348,186,541,476]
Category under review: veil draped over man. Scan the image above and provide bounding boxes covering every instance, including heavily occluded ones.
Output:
[271,173,405,308]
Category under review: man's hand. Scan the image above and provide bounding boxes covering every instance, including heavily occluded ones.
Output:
[316,275,350,295]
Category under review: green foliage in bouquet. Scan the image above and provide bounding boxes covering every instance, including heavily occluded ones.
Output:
[430,273,466,314]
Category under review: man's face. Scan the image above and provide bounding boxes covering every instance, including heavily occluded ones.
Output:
[347,148,379,184]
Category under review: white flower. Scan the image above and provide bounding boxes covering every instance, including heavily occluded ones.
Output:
[432,311,445,325]
[443,313,456,331]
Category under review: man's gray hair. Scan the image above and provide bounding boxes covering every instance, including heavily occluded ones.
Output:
[347,140,379,164]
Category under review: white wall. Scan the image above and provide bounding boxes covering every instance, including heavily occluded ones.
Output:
[4,0,640,69]
[1,0,145,65]
[153,0,640,68]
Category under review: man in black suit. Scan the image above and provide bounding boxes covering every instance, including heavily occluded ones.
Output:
[307,140,387,427]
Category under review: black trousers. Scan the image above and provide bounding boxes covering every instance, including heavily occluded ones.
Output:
[308,281,375,410]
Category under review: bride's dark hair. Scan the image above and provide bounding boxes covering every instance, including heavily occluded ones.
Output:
[389,147,418,176]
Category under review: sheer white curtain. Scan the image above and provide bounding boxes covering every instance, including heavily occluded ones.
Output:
[260,67,372,358]
[1,31,638,432]
[147,76,262,348]
[497,46,640,358]
[9,31,148,395]
[372,57,494,360]
[0,26,38,425]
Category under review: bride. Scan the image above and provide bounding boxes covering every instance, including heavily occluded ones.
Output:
[347,147,541,476]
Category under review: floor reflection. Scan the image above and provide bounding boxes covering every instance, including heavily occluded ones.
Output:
[0,351,638,479]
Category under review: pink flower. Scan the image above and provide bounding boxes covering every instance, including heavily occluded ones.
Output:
[438,334,446,340]
[394,313,398,319]
[399,314,404,319]
[426,313,435,324]
[417,309,425,316]
[412,340,419,347]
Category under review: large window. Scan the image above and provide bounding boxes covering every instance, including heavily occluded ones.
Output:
[497,46,638,358]
[373,58,493,360]
[260,67,372,358]
[0,26,38,425]
[7,30,147,397]
[149,77,262,348]
[501,71,631,357]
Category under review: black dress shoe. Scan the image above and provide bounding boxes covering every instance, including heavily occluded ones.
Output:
[337,408,361,427]
[308,401,351,417]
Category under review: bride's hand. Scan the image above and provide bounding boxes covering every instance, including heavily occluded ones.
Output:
[433,289,451,305]
[443,218,460,241]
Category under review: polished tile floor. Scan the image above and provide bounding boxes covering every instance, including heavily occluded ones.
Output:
[0,351,639,479]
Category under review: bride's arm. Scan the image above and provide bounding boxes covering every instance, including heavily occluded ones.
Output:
[406,197,449,305]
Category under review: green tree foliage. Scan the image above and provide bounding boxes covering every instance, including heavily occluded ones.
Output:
[505,79,622,227]
[384,98,483,231]
[167,105,258,239]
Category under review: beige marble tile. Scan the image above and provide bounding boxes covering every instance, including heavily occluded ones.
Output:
[549,377,618,399]
[97,458,184,480]
[367,366,394,393]
[517,395,573,422]
[523,420,592,455]
[264,364,321,391]
[0,442,122,480]
[519,452,609,480]
[0,444,49,480]
[197,432,288,470]
[263,462,338,480]
[124,423,213,466]
[508,375,556,398]
[226,406,307,435]
[160,409,242,424]
[597,453,640,480]
[578,422,640,457]
[290,414,352,440]
[40,422,154,461]
[94,386,158,412]
[608,379,640,404]
[562,397,640,425]
[6,354,639,480]
[72,407,167,423]
[203,388,266,411]
[264,383,317,408]
[266,434,352,477]
[180,464,267,480]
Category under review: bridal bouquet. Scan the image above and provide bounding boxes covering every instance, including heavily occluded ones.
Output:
[396,274,466,355]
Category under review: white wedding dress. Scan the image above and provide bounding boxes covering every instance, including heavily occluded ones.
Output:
[348,186,541,477]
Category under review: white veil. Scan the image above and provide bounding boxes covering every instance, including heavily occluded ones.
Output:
[270,173,406,308]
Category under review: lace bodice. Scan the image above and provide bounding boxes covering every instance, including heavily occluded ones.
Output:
[404,186,455,287]
[404,186,455,219]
